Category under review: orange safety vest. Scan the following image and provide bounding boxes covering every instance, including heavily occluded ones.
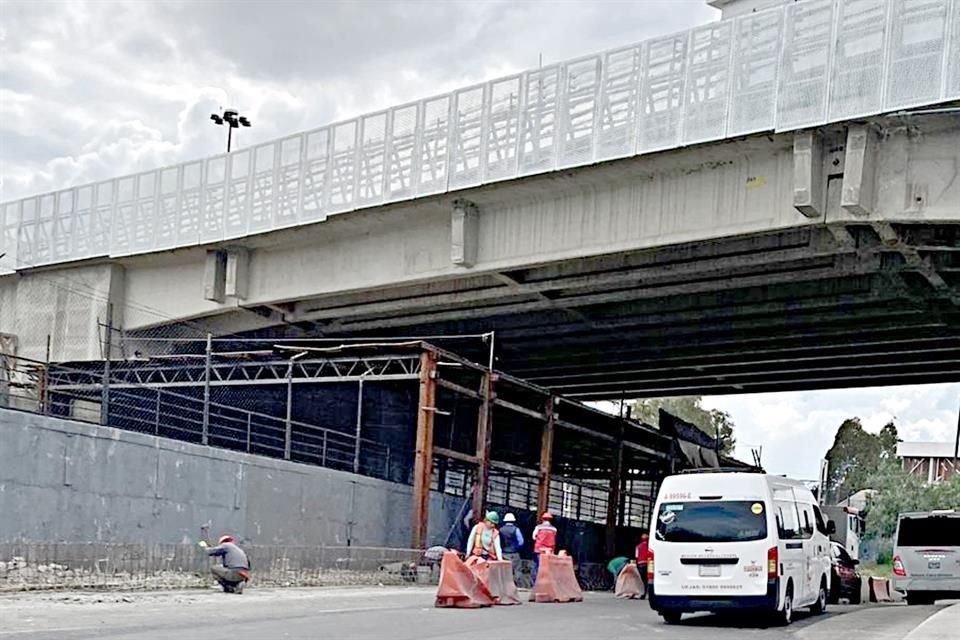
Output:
[471,523,500,557]
[533,523,557,553]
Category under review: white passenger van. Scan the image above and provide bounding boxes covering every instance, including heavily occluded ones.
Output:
[892,510,960,605]
[648,471,834,625]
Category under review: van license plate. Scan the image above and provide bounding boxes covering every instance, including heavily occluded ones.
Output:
[699,565,721,577]
[928,560,941,570]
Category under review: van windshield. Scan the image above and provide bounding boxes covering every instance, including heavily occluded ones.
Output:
[897,516,960,547]
[656,501,768,543]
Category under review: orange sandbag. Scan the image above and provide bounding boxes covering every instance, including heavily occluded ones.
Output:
[466,557,522,606]
[530,552,584,603]
[614,563,644,599]
[435,551,495,608]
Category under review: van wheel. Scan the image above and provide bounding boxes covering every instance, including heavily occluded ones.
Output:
[661,612,682,625]
[810,578,828,615]
[775,583,794,626]
[906,593,933,606]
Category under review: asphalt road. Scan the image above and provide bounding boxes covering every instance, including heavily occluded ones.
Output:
[0,587,948,640]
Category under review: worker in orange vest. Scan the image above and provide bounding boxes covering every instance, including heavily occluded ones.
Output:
[531,511,557,583]
[635,532,651,599]
[465,511,503,561]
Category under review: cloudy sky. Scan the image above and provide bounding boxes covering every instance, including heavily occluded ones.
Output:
[1,0,957,479]
[704,385,959,481]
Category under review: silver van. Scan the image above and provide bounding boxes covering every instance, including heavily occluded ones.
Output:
[892,510,960,605]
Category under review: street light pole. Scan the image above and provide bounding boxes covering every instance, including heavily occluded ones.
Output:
[210,109,252,153]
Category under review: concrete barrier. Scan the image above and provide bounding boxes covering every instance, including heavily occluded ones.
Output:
[615,563,644,599]
[435,552,495,608]
[466,557,521,605]
[869,576,894,603]
[529,553,584,603]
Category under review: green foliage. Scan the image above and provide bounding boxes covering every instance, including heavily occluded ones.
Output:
[630,396,736,455]
[824,418,898,503]
[864,457,960,539]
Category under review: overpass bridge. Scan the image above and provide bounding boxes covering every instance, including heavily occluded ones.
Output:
[2,0,960,398]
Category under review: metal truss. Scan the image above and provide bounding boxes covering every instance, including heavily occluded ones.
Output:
[47,353,423,391]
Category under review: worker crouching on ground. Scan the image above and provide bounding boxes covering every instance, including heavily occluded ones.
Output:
[466,511,504,561]
[531,511,557,583]
[499,513,525,583]
[199,535,251,593]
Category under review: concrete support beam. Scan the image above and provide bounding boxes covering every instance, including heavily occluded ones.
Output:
[471,372,494,521]
[536,397,556,518]
[411,351,438,550]
[841,125,878,217]
[203,250,227,303]
[450,199,479,267]
[793,130,824,218]
[225,248,250,300]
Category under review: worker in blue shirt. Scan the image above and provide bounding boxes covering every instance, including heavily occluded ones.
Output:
[499,513,525,584]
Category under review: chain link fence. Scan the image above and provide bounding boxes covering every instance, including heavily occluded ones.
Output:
[0,543,432,593]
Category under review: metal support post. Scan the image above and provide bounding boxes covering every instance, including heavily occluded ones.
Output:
[284,360,293,460]
[353,379,364,474]
[411,351,438,550]
[100,304,113,426]
[154,391,161,436]
[537,396,556,517]
[41,335,51,415]
[606,421,625,556]
[246,413,252,453]
[472,371,494,521]
[201,333,212,446]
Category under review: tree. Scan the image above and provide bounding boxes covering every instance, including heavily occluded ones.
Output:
[630,396,736,455]
[865,458,960,539]
[824,418,899,503]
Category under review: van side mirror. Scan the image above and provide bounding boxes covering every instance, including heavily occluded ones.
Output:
[826,520,836,535]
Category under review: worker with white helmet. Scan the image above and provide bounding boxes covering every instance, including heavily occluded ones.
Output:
[499,513,525,583]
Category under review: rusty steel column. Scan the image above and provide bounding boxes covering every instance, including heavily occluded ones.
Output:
[471,371,495,520]
[606,421,625,556]
[411,351,438,550]
[536,396,556,517]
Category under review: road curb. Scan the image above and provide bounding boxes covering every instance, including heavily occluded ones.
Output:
[902,603,960,640]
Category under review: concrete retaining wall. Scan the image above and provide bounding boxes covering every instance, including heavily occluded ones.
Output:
[0,409,461,548]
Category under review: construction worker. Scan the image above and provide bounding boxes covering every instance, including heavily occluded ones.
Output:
[465,511,503,561]
[199,534,251,593]
[499,513,525,583]
[531,511,557,583]
[635,532,651,599]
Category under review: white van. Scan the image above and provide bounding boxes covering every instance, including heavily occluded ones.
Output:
[892,510,960,605]
[648,471,834,625]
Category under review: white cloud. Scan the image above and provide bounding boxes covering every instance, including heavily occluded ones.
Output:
[0,0,716,202]
[704,383,960,480]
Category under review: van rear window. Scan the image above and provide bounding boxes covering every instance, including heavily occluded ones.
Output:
[897,516,960,547]
[656,501,768,543]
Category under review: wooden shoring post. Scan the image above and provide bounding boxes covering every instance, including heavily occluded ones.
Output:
[537,396,556,517]
[606,420,625,556]
[411,350,438,550]
[471,371,495,521]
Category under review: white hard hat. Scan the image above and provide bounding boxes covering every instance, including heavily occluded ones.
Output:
[504,513,516,523]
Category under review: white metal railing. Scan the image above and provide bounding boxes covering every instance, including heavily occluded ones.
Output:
[1,0,958,273]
